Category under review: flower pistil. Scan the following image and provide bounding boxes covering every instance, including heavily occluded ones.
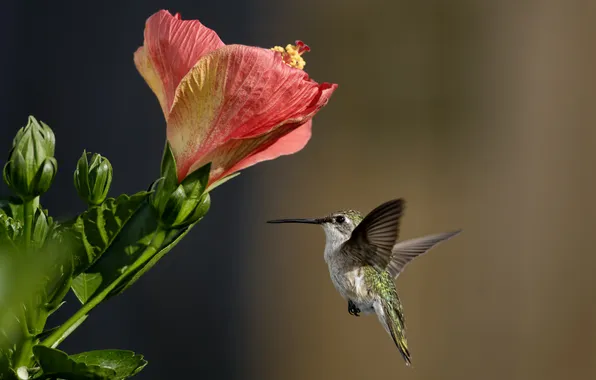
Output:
[271,40,310,70]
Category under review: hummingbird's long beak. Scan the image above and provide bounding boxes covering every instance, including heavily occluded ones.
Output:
[266,218,322,224]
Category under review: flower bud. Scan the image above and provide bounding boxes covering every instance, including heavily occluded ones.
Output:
[3,116,57,200]
[150,162,211,229]
[31,207,52,249]
[160,191,210,228]
[74,151,113,206]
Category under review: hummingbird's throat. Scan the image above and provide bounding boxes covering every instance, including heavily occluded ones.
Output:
[271,40,310,70]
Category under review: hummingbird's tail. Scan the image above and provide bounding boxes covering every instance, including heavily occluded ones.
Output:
[375,296,412,366]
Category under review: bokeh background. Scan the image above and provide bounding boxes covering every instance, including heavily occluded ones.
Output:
[2,1,596,379]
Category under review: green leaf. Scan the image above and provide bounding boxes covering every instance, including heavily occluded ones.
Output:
[32,346,116,380]
[32,346,146,380]
[71,273,103,304]
[41,232,75,312]
[71,200,200,304]
[70,350,147,379]
[111,222,195,297]
[0,210,22,244]
[65,192,150,276]
[0,196,26,223]
[70,202,157,304]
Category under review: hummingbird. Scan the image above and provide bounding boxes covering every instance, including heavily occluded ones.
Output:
[267,199,461,366]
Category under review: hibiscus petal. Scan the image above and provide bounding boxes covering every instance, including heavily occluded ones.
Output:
[191,120,313,185]
[223,120,313,176]
[134,10,225,117]
[167,44,337,180]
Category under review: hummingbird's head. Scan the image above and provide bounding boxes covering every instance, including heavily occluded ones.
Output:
[267,210,363,245]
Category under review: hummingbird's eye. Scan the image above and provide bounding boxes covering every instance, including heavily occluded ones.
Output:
[335,216,345,224]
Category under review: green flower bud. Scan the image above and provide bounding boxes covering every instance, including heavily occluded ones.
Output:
[161,191,210,228]
[149,162,211,229]
[3,116,57,200]
[12,116,55,155]
[74,151,113,205]
[31,207,52,249]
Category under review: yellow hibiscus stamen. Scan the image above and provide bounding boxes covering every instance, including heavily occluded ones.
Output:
[271,40,310,70]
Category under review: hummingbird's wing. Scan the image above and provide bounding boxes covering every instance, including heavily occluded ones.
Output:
[341,199,404,271]
[387,230,462,279]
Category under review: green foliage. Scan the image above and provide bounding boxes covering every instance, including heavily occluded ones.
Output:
[70,350,147,379]
[42,241,74,317]
[34,345,112,379]
[32,346,146,380]
[70,200,203,304]
[0,197,25,221]
[0,210,22,245]
[65,192,151,276]
[0,116,216,378]
[0,223,74,372]
[69,201,157,304]
[71,273,103,305]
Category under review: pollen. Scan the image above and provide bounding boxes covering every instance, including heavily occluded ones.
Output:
[271,40,310,70]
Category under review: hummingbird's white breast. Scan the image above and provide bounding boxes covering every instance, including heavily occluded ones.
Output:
[322,227,376,314]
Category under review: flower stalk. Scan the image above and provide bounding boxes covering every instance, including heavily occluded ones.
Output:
[40,228,168,349]
[22,197,38,249]
[14,308,34,369]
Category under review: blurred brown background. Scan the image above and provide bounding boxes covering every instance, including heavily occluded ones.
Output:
[2,1,596,379]
[246,1,596,379]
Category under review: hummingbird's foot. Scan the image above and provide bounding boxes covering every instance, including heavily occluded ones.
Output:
[348,300,361,317]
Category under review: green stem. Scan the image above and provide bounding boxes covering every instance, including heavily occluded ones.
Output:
[40,227,168,348]
[22,197,38,248]
[13,197,40,368]
[13,307,33,369]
